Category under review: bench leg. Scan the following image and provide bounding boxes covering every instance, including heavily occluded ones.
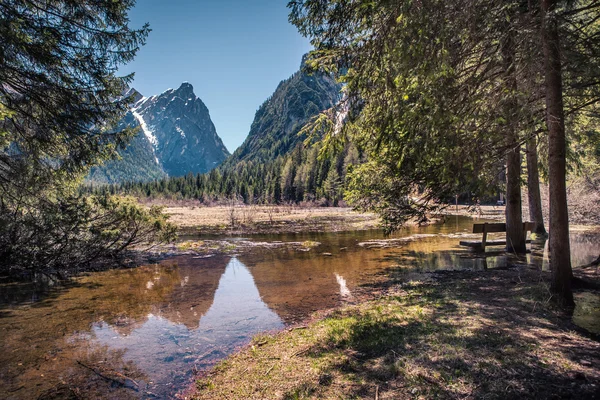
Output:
[482,225,488,251]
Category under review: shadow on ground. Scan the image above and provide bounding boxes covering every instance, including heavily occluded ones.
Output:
[281,268,600,399]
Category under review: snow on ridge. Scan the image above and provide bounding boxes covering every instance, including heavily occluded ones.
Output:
[175,126,186,139]
[333,100,349,136]
[133,95,155,109]
[133,96,147,108]
[132,110,158,148]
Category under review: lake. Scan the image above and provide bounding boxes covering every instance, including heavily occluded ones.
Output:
[1,216,598,399]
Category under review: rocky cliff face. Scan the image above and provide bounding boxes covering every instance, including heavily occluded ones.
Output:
[223,66,341,167]
[89,83,229,184]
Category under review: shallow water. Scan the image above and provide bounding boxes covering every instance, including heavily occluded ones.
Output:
[1,216,599,399]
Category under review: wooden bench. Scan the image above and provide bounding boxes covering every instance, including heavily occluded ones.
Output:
[459,222,535,251]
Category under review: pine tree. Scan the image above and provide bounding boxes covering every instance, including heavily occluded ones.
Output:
[0,1,165,277]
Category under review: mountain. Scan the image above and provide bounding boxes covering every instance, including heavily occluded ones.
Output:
[103,60,352,205]
[222,65,341,167]
[88,83,229,184]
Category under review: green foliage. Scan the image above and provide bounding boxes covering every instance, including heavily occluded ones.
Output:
[0,193,176,279]
[345,161,428,233]
[1,0,150,188]
[288,0,600,230]
[0,1,177,279]
[95,142,362,206]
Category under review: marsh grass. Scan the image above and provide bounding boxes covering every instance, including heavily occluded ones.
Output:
[163,206,379,235]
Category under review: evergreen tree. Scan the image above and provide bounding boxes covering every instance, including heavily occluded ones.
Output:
[1,0,149,189]
[0,1,175,278]
[288,0,600,303]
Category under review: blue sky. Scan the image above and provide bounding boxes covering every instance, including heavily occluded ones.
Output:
[120,0,312,153]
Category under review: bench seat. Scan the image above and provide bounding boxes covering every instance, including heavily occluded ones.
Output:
[459,239,532,248]
[459,221,535,251]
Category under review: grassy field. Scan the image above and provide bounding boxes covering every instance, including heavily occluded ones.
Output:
[191,267,600,400]
[159,188,600,236]
[162,204,509,236]
[163,205,380,235]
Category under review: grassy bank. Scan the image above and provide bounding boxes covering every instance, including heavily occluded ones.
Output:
[191,267,600,399]
[163,205,380,235]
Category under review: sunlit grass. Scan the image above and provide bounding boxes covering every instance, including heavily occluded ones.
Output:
[193,272,599,399]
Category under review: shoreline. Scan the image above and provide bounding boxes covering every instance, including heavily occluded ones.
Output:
[164,202,600,237]
[3,205,597,284]
[2,208,598,399]
[188,264,600,400]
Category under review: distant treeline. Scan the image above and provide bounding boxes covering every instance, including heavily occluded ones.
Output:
[89,143,362,205]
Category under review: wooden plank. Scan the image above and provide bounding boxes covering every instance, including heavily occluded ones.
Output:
[472,222,535,234]
[463,222,535,251]
[481,223,488,250]
[472,223,506,233]
[523,221,536,232]
[459,239,532,248]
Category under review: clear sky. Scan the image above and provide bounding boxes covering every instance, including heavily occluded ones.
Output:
[120,0,312,153]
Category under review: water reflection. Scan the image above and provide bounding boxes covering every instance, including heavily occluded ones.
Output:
[335,274,352,298]
[1,217,599,399]
[91,257,282,396]
[0,257,283,399]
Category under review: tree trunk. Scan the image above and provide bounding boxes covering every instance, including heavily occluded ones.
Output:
[502,24,526,254]
[526,135,547,235]
[541,0,574,307]
[506,145,526,253]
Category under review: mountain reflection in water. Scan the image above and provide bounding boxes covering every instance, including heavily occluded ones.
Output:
[91,257,283,395]
[1,217,599,399]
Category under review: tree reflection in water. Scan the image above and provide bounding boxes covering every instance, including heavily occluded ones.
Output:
[2,219,599,399]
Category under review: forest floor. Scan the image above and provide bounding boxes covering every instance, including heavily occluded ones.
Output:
[190,265,600,400]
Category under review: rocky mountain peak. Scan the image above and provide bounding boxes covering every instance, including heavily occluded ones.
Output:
[122,87,143,104]
[88,82,229,184]
[175,82,195,97]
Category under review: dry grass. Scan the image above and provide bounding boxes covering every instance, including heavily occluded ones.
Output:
[163,205,380,235]
[191,268,600,400]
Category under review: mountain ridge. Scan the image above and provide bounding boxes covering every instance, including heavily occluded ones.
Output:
[222,67,341,167]
[88,83,230,184]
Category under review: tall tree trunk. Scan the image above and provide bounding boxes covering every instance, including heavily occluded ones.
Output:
[526,135,547,235]
[502,24,526,254]
[541,0,574,307]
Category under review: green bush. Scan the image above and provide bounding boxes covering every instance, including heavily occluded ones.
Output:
[0,194,176,279]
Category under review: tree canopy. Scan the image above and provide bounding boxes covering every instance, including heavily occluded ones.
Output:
[289,0,600,304]
[0,1,176,279]
[1,0,150,190]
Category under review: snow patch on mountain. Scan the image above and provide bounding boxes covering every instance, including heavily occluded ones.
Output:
[132,110,158,147]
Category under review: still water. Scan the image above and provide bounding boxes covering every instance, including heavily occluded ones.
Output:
[1,216,598,399]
